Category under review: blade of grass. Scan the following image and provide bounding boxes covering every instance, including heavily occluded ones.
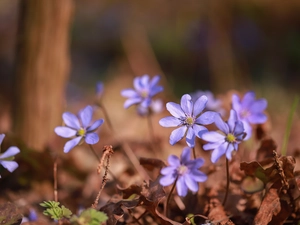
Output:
[281,95,299,156]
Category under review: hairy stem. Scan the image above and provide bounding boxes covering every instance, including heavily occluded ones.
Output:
[165,177,178,217]
[192,147,196,159]
[97,102,115,133]
[147,113,155,143]
[147,113,159,157]
[222,158,230,206]
[88,144,100,162]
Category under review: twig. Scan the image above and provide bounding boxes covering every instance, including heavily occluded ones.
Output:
[92,145,114,209]
[89,144,118,181]
[53,155,58,202]
[128,209,143,225]
[136,210,148,221]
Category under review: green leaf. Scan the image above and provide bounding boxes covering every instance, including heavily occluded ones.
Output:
[70,208,108,225]
[62,206,72,219]
[40,200,72,220]
[40,200,60,208]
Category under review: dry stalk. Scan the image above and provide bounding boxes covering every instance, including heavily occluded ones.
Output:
[92,145,114,209]
[53,155,58,202]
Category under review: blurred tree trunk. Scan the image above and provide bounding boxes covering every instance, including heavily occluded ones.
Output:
[13,0,73,151]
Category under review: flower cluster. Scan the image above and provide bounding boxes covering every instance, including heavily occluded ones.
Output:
[55,105,104,153]
[232,91,267,140]
[51,77,269,202]
[159,147,207,197]
[0,134,20,178]
[157,88,268,195]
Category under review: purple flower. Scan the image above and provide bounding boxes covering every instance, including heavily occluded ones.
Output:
[159,94,217,147]
[121,75,163,109]
[160,147,207,197]
[96,82,104,97]
[191,90,225,116]
[232,91,267,140]
[202,110,246,163]
[137,99,163,116]
[0,134,20,178]
[55,105,104,153]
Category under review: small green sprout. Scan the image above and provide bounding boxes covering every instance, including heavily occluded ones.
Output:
[70,208,108,225]
[40,201,72,220]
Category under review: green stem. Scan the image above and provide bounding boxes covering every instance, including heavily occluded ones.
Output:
[222,158,230,206]
[165,177,178,217]
[281,95,299,156]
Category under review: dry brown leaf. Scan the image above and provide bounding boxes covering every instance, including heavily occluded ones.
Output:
[0,202,23,225]
[140,157,166,170]
[100,199,140,224]
[256,138,277,162]
[240,160,275,184]
[205,198,235,225]
[103,176,185,225]
[253,181,291,225]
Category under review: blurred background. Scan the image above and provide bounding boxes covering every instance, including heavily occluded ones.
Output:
[0,0,299,151]
[0,0,300,219]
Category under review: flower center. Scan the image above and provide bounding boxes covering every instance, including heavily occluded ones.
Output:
[240,109,250,119]
[77,128,86,137]
[140,89,149,98]
[185,116,194,126]
[177,165,188,175]
[226,133,236,143]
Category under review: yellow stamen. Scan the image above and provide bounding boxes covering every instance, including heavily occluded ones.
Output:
[177,165,188,175]
[186,116,194,125]
[226,133,236,143]
[140,90,148,98]
[77,128,86,136]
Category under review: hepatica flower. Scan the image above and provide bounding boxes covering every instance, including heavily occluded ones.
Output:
[137,99,163,116]
[96,81,104,98]
[0,134,20,178]
[202,110,246,163]
[160,147,207,197]
[159,94,216,147]
[55,105,104,153]
[232,91,267,140]
[121,74,163,109]
[191,90,225,116]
